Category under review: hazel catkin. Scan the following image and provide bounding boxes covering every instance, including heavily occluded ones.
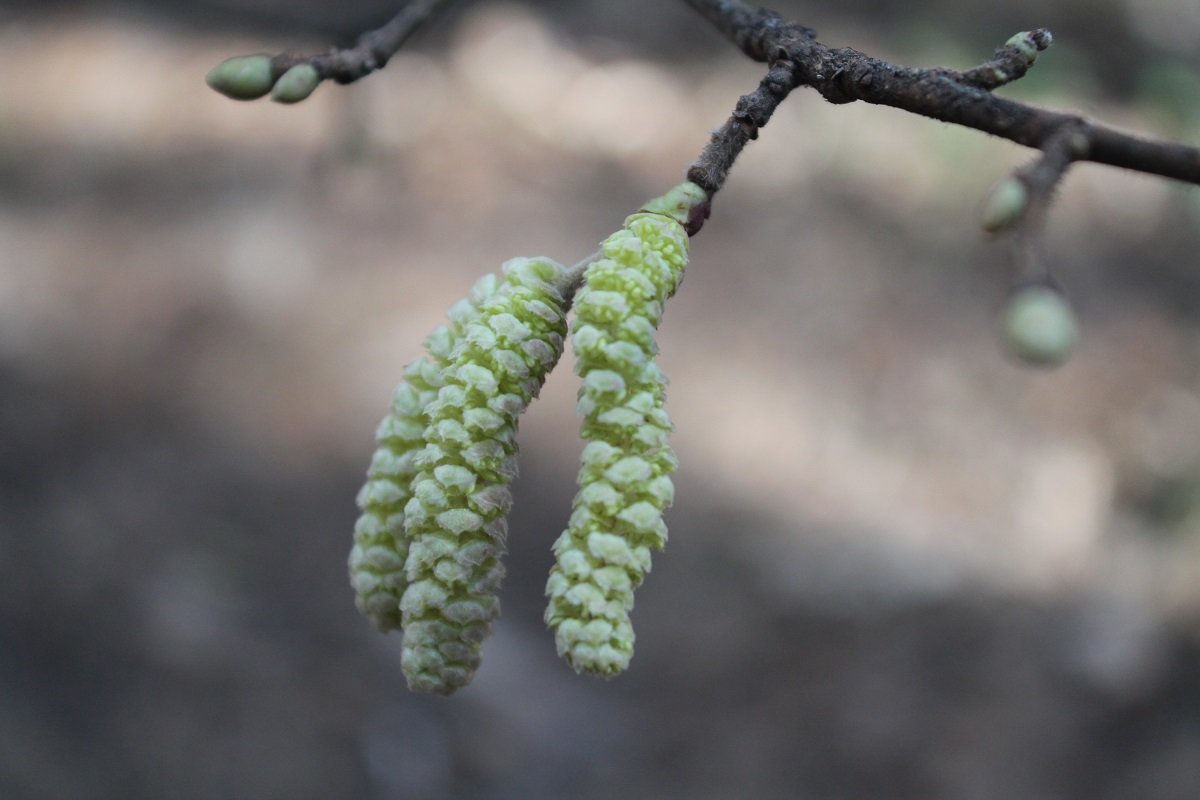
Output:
[400,257,572,694]
[545,182,700,677]
[349,274,501,632]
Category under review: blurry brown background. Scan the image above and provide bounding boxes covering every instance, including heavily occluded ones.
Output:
[3,1,1200,798]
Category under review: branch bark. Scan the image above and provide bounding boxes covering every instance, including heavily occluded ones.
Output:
[684,0,1200,193]
[273,0,451,84]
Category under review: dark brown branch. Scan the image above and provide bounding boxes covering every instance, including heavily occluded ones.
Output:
[688,60,798,194]
[273,0,451,84]
[683,0,1200,191]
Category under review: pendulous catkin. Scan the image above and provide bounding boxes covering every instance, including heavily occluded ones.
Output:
[545,181,702,677]
[400,256,572,694]
[349,273,500,632]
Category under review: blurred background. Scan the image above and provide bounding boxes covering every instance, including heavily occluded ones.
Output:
[3,0,1200,797]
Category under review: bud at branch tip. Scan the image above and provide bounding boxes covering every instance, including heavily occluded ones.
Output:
[272,64,321,104]
[1000,284,1078,367]
[206,54,276,101]
[1005,30,1052,64]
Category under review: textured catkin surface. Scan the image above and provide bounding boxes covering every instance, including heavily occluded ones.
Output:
[400,257,571,694]
[546,211,689,676]
[349,274,500,632]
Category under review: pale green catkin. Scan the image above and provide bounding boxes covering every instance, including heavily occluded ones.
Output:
[350,274,501,632]
[545,182,699,677]
[401,257,572,694]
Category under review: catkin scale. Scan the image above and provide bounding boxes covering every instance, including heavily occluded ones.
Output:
[400,257,572,694]
[545,185,697,677]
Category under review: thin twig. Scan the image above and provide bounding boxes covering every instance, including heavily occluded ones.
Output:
[273,0,452,84]
[688,59,798,195]
[1006,124,1088,284]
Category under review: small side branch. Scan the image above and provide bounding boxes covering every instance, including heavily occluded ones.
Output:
[688,60,799,195]
[1004,125,1088,283]
[975,123,1087,367]
[1016,125,1088,234]
[960,29,1053,91]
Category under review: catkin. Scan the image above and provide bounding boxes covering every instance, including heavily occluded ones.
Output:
[545,183,699,677]
[349,274,500,632]
[401,256,571,694]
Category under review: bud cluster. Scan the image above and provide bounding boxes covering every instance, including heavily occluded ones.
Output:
[206,55,321,104]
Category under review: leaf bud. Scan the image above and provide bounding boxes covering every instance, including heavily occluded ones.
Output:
[980,177,1029,233]
[206,54,276,101]
[271,64,321,104]
[1000,285,1078,367]
[1005,31,1049,64]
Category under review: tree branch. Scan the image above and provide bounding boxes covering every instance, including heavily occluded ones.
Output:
[273,0,452,84]
[683,0,1200,192]
[688,59,798,195]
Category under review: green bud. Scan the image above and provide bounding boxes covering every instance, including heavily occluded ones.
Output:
[206,54,276,101]
[980,177,1029,233]
[271,64,321,104]
[1000,285,1078,367]
[1005,31,1043,64]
